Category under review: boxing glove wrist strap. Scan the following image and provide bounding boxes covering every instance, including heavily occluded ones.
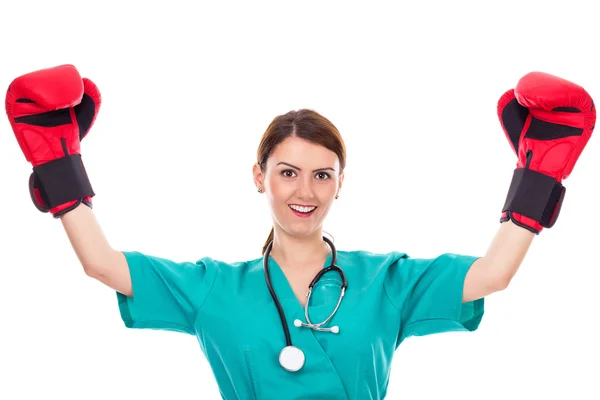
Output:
[502,168,566,228]
[32,154,95,209]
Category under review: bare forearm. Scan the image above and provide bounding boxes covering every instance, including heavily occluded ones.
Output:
[463,220,535,302]
[483,220,535,285]
[60,203,116,272]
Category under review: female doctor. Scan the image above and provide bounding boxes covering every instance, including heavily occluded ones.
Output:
[6,65,595,399]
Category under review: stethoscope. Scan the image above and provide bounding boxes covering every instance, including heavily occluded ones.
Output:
[263,236,348,373]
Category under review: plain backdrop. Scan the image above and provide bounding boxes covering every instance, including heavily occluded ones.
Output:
[1,1,599,399]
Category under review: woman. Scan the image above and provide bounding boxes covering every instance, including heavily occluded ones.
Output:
[7,65,595,399]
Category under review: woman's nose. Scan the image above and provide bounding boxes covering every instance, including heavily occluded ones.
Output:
[296,178,315,199]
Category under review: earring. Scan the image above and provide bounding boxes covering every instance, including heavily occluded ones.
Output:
[335,194,339,199]
[258,188,263,193]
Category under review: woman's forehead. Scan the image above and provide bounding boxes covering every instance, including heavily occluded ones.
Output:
[270,137,338,164]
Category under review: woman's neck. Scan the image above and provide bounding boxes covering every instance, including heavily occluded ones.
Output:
[269,230,330,269]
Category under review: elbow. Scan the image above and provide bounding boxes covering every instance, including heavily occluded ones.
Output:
[83,263,105,279]
[83,264,98,278]
[481,257,518,294]
[82,250,118,279]
[491,273,513,292]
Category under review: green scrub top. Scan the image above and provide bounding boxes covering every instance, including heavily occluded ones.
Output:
[117,248,484,399]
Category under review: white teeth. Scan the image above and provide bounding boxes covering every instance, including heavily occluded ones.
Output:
[289,205,316,213]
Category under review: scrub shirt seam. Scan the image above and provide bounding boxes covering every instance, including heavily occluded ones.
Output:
[189,261,220,335]
[132,319,194,334]
[402,317,453,328]
[383,280,400,311]
[382,252,411,312]
[195,260,221,314]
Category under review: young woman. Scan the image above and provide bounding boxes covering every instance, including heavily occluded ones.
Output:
[7,65,595,399]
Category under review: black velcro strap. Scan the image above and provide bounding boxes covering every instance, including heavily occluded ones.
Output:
[502,168,565,228]
[32,154,95,209]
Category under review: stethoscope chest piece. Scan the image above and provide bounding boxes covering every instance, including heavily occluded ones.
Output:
[279,345,305,372]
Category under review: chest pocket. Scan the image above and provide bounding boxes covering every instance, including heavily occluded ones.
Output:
[304,277,344,322]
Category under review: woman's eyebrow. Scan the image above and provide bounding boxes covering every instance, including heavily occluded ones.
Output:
[276,162,335,172]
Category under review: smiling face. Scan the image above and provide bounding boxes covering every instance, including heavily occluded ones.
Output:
[254,135,344,239]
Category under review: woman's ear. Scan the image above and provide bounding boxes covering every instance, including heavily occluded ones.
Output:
[252,163,263,190]
[337,170,345,195]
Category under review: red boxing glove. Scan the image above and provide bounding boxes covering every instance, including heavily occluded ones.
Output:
[497,72,596,233]
[5,64,101,217]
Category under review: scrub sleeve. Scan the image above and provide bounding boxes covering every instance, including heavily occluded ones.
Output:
[384,253,485,344]
[116,251,219,335]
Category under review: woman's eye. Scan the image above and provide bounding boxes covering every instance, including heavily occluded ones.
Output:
[281,170,330,179]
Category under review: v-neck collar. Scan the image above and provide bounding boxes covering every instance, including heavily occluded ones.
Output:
[265,251,335,307]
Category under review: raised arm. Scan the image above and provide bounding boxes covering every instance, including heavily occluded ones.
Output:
[463,72,596,303]
[6,64,132,297]
[7,65,220,337]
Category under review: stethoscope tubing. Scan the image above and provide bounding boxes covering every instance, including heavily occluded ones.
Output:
[263,236,346,347]
[263,240,293,346]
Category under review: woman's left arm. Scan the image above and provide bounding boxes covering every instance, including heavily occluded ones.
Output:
[462,220,535,303]
[461,70,595,303]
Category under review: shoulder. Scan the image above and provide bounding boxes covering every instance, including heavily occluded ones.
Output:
[336,249,409,267]
[333,249,410,282]
[193,254,263,277]
[335,249,477,282]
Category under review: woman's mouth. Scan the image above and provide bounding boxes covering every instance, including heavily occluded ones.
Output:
[289,204,317,218]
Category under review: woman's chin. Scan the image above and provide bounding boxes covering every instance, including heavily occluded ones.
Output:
[283,222,320,238]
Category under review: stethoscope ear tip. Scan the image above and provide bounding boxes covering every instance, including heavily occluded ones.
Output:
[294,319,302,327]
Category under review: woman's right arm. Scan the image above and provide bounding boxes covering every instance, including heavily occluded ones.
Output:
[60,203,133,297]
[61,203,219,334]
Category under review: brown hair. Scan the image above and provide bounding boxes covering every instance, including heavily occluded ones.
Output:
[257,109,347,255]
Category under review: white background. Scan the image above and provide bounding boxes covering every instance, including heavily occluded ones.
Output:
[1,1,599,399]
